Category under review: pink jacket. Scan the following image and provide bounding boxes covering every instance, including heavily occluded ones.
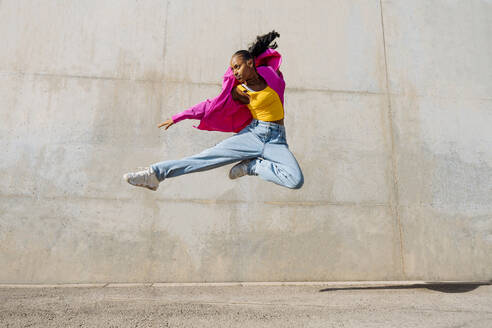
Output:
[171,49,285,133]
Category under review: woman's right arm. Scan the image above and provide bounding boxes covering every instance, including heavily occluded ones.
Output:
[158,98,212,130]
[157,119,174,130]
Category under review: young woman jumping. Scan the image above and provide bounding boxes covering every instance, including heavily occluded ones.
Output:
[123,31,304,191]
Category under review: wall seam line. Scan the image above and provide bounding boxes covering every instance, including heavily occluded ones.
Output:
[0,193,391,208]
[379,0,406,279]
[3,69,491,101]
[0,70,387,96]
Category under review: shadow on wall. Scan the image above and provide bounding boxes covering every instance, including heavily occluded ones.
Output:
[319,281,492,294]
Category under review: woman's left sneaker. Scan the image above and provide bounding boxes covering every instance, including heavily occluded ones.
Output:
[123,167,160,191]
[229,159,252,179]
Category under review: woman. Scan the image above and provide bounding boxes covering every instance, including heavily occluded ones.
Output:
[123,31,304,191]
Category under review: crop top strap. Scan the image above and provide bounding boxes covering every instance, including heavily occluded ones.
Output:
[240,83,256,92]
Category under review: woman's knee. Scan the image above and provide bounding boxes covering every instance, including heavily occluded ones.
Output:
[285,170,304,189]
[292,174,304,189]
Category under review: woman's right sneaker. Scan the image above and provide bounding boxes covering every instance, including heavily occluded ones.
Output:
[123,166,160,191]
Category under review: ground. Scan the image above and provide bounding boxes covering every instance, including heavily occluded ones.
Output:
[0,282,491,327]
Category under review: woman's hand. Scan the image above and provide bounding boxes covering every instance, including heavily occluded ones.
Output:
[158,119,174,130]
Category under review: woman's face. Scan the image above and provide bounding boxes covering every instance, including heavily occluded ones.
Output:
[230,55,255,83]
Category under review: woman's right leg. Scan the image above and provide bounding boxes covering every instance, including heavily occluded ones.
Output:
[250,142,304,189]
[150,129,263,181]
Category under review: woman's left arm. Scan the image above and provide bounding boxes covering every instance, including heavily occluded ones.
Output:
[231,85,250,104]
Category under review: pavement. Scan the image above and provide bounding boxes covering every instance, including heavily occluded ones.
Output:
[0,281,491,327]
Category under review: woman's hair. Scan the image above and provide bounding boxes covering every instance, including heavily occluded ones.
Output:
[234,30,280,62]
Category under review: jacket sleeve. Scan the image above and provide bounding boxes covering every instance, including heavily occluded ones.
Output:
[171,98,210,123]
[257,66,286,92]
[172,67,235,124]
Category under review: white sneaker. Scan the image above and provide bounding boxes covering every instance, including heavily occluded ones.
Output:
[229,159,251,179]
[123,166,160,191]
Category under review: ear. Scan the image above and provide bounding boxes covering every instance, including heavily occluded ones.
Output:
[246,58,254,68]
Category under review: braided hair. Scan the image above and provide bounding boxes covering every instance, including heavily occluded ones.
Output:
[233,30,280,64]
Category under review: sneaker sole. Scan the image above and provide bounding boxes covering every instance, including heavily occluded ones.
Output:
[228,169,247,180]
[123,174,158,191]
[228,161,250,180]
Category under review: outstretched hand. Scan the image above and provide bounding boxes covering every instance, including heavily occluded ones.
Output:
[158,119,174,130]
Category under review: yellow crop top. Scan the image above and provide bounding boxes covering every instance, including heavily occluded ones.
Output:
[236,84,284,121]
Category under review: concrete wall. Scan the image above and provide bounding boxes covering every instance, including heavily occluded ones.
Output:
[1,0,491,283]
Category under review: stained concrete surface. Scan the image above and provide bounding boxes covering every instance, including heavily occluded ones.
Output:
[1,0,491,283]
[1,283,492,327]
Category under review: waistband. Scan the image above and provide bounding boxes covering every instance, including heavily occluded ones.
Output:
[249,119,285,130]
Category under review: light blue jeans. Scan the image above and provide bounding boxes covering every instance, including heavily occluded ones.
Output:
[151,119,304,189]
